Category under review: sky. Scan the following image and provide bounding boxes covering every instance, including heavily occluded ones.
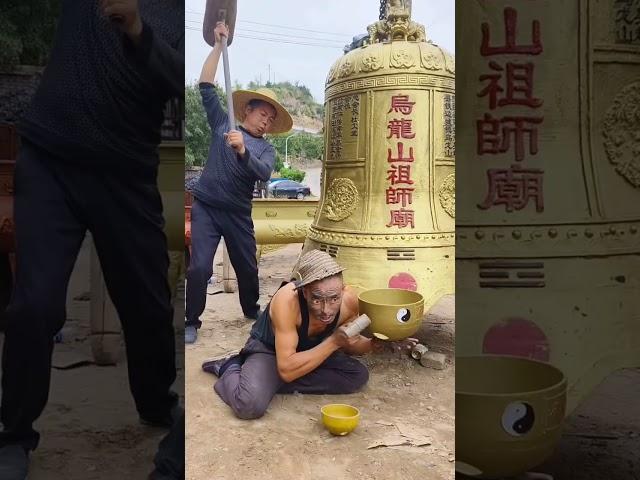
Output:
[185,0,455,103]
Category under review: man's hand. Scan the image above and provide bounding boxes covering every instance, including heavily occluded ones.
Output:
[225,130,246,155]
[213,21,230,45]
[331,329,363,351]
[100,0,143,42]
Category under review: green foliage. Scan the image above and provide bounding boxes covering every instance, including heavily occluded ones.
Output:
[185,82,226,167]
[273,151,284,172]
[267,132,324,164]
[0,0,61,68]
[278,167,306,183]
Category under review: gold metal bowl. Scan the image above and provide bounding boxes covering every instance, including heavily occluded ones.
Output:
[456,355,567,478]
[358,288,424,341]
[320,404,360,436]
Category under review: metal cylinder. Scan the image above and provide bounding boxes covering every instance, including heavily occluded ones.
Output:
[341,313,372,338]
[411,343,428,360]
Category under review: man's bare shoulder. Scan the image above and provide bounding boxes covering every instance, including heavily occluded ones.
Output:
[270,282,301,326]
[272,282,297,304]
[341,286,360,316]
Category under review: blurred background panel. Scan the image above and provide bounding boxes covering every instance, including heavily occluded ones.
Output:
[456,1,640,478]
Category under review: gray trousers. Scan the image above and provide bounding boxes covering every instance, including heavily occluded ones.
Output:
[213,338,369,419]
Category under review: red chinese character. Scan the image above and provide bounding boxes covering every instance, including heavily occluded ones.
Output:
[481,7,542,56]
[387,119,416,139]
[386,209,415,228]
[388,95,416,115]
[388,142,415,163]
[478,164,544,212]
[477,113,543,161]
[386,187,414,207]
[387,165,414,185]
[478,61,543,109]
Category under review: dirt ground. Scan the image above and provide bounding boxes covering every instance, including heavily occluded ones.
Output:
[185,243,456,480]
[2,234,635,480]
[0,236,186,479]
[537,368,640,479]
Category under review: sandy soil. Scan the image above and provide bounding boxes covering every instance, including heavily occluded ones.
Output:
[0,236,186,479]
[185,243,456,480]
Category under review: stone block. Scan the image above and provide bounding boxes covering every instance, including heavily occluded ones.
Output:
[420,351,447,370]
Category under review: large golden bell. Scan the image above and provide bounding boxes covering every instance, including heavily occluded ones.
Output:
[298,2,455,319]
[456,0,640,415]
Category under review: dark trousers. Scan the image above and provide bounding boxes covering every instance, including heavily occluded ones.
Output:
[213,338,369,419]
[185,199,259,327]
[0,142,177,451]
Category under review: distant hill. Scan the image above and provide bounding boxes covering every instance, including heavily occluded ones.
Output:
[245,81,324,133]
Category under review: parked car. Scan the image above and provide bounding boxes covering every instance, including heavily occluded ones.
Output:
[268,178,288,185]
[268,180,311,199]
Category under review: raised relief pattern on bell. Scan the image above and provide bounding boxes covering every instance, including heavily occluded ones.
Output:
[323,178,360,222]
[602,80,640,189]
[438,173,456,218]
[360,51,384,73]
[326,64,338,85]
[444,53,455,74]
[390,46,416,69]
[338,59,356,79]
[419,44,444,70]
[615,0,640,44]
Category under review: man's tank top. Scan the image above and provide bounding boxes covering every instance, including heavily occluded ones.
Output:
[250,282,341,352]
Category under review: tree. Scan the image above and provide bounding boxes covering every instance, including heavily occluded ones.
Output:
[0,1,61,68]
[267,132,323,163]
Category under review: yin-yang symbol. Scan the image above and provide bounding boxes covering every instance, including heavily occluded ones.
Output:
[396,308,411,323]
[501,402,535,436]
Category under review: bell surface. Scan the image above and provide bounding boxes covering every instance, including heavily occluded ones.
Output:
[456,0,640,414]
[297,2,456,320]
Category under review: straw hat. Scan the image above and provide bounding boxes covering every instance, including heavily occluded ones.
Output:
[232,87,293,135]
[294,250,346,289]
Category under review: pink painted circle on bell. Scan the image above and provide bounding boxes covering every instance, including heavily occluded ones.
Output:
[483,317,550,362]
[388,272,417,291]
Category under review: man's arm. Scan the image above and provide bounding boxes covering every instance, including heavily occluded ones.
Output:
[102,0,184,98]
[271,286,357,383]
[237,145,276,182]
[272,292,339,383]
[199,83,226,132]
[197,23,228,130]
[199,35,223,85]
[122,24,184,98]
[335,287,375,356]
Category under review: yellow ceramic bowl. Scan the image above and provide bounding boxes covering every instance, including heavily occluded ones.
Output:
[358,288,424,341]
[456,355,567,479]
[321,404,360,436]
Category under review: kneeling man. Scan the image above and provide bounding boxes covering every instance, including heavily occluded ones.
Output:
[204,250,379,419]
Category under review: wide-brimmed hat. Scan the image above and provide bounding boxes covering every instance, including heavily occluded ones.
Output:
[294,250,346,289]
[232,88,293,135]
